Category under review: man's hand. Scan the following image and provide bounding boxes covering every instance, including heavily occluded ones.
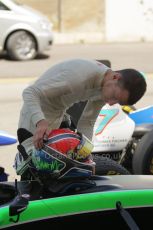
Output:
[33,119,49,149]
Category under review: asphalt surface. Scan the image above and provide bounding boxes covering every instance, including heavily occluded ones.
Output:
[0,42,153,79]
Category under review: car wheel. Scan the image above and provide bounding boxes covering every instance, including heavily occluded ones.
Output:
[6,31,37,61]
[132,129,153,174]
[93,155,130,175]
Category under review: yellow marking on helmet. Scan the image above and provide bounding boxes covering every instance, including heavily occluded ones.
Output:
[122,105,134,113]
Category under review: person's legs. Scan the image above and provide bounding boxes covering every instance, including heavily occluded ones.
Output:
[17,128,33,144]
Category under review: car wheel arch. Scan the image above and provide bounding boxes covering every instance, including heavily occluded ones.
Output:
[4,29,38,51]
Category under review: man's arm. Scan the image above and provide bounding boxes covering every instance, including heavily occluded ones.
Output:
[22,86,49,149]
[33,119,49,149]
[22,86,45,126]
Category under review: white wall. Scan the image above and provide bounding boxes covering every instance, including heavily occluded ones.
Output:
[106,0,153,42]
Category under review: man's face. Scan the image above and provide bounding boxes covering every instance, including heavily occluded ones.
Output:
[101,80,129,106]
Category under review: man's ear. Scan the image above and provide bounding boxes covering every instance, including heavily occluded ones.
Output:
[113,72,121,80]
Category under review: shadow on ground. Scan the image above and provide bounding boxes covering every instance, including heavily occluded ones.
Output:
[0,52,50,62]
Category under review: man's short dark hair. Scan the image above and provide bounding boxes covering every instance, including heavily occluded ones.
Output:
[118,69,147,105]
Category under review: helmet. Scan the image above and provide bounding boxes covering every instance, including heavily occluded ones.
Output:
[31,128,95,179]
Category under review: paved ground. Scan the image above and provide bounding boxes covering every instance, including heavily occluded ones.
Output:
[1,42,153,79]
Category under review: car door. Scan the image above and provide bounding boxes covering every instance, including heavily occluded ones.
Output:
[0,0,11,51]
[0,0,27,52]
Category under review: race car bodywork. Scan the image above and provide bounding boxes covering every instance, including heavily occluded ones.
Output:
[0,175,153,229]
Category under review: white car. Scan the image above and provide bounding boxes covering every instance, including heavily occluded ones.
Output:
[0,0,54,61]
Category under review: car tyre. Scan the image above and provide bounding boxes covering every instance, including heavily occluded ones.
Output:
[6,31,37,61]
[93,155,130,175]
[132,129,153,174]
